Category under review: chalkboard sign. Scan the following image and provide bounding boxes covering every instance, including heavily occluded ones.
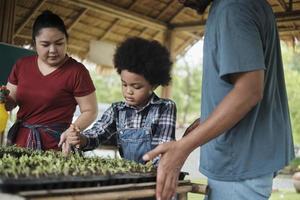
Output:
[0,43,36,85]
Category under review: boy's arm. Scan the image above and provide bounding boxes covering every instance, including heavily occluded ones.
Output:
[81,105,117,150]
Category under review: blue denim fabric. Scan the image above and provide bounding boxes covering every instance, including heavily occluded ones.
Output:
[117,108,155,164]
[204,173,273,200]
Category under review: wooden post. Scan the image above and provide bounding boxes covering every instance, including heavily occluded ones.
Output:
[161,29,174,99]
[0,0,16,43]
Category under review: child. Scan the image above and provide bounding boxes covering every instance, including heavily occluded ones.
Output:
[61,37,176,164]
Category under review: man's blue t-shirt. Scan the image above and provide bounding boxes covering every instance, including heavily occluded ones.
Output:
[200,0,295,181]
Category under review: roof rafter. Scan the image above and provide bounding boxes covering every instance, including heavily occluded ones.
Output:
[172,10,300,33]
[167,6,202,40]
[67,8,88,32]
[172,21,206,32]
[138,1,177,38]
[277,0,288,11]
[99,1,140,40]
[63,0,167,31]
[14,0,46,37]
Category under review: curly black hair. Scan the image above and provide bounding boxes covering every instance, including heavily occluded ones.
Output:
[113,37,172,86]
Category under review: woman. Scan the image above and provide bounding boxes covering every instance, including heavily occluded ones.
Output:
[4,10,97,150]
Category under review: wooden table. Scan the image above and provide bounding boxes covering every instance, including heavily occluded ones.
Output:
[10,180,208,200]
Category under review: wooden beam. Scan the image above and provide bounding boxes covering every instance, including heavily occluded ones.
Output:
[63,0,167,31]
[157,0,178,20]
[275,10,300,21]
[99,18,119,40]
[67,8,88,32]
[137,1,177,38]
[14,0,46,37]
[288,0,293,12]
[0,0,16,43]
[15,33,32,40]
[279,27,300,34]
[168,6,202,43]
[172,9,300,33]
[160,29,174,99]
[277,0,288,11]
[184,32,202,40]
[99,1,139,40]
[169,6,186,23]
[175,37,197,57]
[173,22,205,32]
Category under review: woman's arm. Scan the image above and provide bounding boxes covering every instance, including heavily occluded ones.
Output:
[59,92,97,152]
[60,104,118,150]
[73,91,98,130]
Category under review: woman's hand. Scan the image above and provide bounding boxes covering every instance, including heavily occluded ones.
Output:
[0,86,10,104]
[59,124,85,155]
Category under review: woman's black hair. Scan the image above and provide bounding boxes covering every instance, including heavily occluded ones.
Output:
[113,37,173,86]
[32,10,68,42]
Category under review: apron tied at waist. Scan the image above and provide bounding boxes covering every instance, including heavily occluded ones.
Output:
[23,123,68,150]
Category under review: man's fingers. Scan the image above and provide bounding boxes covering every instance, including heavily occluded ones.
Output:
[143,143,168,161]
[162,171,178,200]
[156,164,167,200]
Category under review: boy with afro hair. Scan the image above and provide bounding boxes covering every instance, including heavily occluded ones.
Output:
[62,37,176,164]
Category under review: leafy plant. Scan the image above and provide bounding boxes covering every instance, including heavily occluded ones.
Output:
[0,146,155,179]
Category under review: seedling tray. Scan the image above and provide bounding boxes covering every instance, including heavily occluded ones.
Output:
[0,172,187,193]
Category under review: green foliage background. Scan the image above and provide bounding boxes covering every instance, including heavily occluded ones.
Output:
[281,42,300,145]
[90,42,300,145]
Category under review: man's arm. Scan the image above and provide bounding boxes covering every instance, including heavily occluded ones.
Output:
[143,70,264,200]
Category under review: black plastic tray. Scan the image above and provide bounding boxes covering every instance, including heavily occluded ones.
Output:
[0,172,188,193]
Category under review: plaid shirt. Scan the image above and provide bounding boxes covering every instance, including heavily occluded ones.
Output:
[83,93,176,150]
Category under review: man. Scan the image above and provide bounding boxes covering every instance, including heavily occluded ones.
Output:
[143,0,295,199]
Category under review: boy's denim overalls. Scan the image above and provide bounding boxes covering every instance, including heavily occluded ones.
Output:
[117,107,157,164]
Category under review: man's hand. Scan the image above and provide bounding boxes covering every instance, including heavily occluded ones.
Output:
[143,141,189,200]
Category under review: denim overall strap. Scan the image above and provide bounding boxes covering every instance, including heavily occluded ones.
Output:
[118,109,126,130]
[143,105,158,130]
[118,106,157,129]
[23,123,68,150]
[116,110,126,157]
[118,107,158,163]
